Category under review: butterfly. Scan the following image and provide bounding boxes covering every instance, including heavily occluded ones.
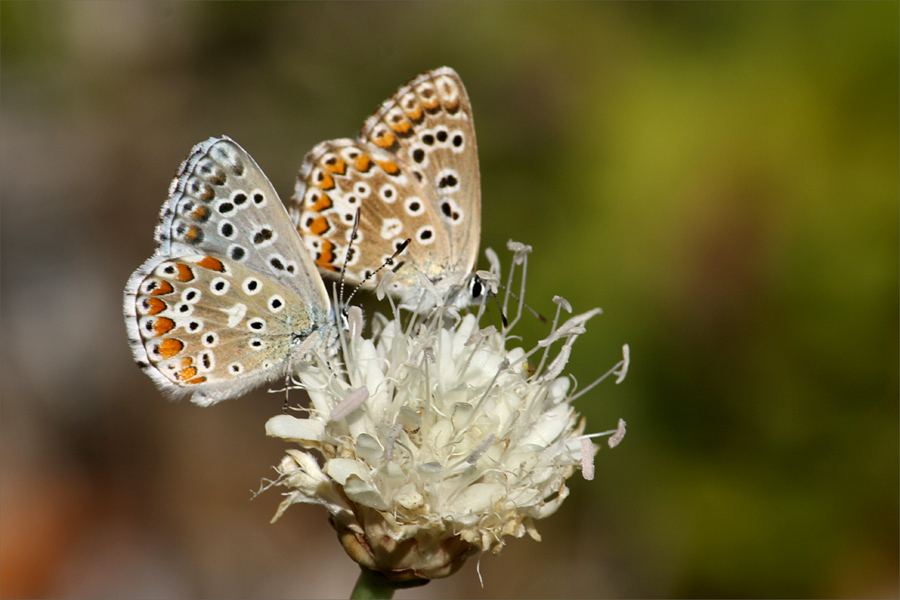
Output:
[290,67,485,310]
[124,137,335,406]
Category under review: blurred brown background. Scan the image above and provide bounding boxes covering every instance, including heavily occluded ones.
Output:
[1,2,897,598]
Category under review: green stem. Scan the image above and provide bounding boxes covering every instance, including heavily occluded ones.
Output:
[350,568,398,599]
[349,568,428,599]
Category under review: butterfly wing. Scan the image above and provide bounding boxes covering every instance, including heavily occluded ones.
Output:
[124,137,333,405]
[290,67,481,302]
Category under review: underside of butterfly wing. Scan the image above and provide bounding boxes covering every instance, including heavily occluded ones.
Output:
[290,67,481,303]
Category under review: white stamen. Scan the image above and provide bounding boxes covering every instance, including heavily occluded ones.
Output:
[406,336,436,367]
[465,325,497,346]
[538,324,587,347]
[347,305,364,344]
[506,240,532,264]
[375,270,395,301]
[330,386,369,421]
[580,438,595,480]
[615,344,630,384]
[484,247,501,275]
[294,330,320,361]
[416,270,443,306]
[552,295,572,313]
[466,434,496,464]
[423,346,436,364]
[384,422,403,461]
[475,270,499,294]
[564,307,603,328]
[580,418,627,449]
[543,340,572,381]
[608,419,627,448]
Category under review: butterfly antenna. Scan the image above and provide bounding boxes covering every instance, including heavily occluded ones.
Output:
[492,293,509,328]
[343,238,412,308]
[497,283,548,323]
[282,383,291,413]
[280,347,293,414]
[337,209,363,312]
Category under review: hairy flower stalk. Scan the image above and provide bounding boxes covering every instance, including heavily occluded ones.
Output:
[265,242,628,582]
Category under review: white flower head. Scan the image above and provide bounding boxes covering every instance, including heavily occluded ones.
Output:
[266,243,627,582]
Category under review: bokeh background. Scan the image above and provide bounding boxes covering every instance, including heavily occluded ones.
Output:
[2,2,897,598]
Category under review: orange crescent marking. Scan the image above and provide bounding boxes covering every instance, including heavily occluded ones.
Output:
[353,154,372,172]
[158,338,184,359]
[150,281,174,295]
[404,103,423,121]
[184,225,202,243]
[309,216,330,236]
[198,256,225,272]
[324,159,346,175]
[374,132,396,148]
[175,263,194,282]
[316,240,337,271]
[311,193,333,212]
[190,205,209,221]
[145,297,166,315]
[377,160,400,175]
[389,120,412,135]
[185,376,207,385]
[317,171,335,191]
[178,366,199,381]
[152,317,176,336]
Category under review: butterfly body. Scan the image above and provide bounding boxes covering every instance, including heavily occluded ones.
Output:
[124,137,335,406]
[291,67,482,310]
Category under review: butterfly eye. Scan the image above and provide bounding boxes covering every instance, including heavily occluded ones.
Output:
[470,278,483,299]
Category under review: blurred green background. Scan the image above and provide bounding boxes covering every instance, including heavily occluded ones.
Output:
[1,2,896,598]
